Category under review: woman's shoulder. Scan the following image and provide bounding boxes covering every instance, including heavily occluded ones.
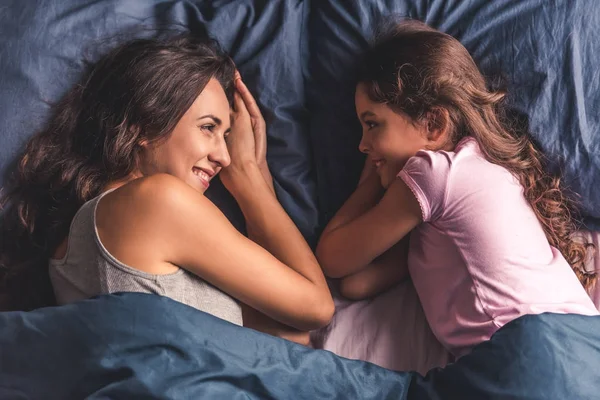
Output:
[94,174,219,274]
[106,174,201,209]
[97,174,215,233]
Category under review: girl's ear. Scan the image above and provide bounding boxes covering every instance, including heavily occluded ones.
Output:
[425,108,450,144]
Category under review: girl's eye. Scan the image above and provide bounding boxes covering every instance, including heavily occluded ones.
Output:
[224,133,230,142]
[201,124,216,133]
[365,121,378,130]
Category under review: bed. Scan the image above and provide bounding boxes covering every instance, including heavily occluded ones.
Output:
[1,1,600,398]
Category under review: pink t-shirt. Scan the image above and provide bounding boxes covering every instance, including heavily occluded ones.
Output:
[397,137,599,357]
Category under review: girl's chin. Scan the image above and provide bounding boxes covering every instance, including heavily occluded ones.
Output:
[379,170,399,189]
[378,173,391,189]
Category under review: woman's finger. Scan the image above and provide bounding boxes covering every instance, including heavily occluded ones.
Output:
[232,91,249,118]
[235,76,263,120]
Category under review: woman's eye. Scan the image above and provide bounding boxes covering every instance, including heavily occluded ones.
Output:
[201,124,216,133]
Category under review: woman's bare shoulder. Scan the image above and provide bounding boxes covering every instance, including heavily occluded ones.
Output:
[95,174,223,274]
[101,174,210,216]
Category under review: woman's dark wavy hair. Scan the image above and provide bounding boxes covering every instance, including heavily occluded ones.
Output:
[0,34,236,311]
[358,20,596,290]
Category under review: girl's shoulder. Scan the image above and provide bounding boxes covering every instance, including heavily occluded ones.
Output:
[404,136,482,174]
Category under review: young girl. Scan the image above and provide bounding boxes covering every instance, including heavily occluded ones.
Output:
[0,34,333,345]
[316,20,598,358]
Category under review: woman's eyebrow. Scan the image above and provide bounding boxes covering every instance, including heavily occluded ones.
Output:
[196,114,222,125]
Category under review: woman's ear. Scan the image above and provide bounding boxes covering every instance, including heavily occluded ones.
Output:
[425,108,450,144]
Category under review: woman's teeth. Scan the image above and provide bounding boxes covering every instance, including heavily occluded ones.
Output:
[193,167,210,181]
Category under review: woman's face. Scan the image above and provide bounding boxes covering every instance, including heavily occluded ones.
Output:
[355,82,430,188]
[139,78,231,193]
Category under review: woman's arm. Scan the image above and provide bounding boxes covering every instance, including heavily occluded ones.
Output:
[232,73,318,343]
[104,171,333,331]
[339,237,409,300]
[98,76,333,332]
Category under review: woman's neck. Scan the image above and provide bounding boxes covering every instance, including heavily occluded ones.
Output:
[102,171,143,193]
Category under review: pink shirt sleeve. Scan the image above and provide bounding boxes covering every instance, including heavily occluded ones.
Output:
[397,150,451,222]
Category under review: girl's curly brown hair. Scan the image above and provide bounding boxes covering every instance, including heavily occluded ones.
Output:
[359,20,596,290]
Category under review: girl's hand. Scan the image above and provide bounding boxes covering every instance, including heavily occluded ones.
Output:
[359,155,381,186]
[339,237,409,300]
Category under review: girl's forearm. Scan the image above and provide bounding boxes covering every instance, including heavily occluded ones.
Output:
[320,171,384,236]
[339,237,410,300]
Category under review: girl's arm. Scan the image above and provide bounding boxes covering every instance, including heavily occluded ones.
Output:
[339,237,409,300]
[320,157,384,236]
[316,174,422,279]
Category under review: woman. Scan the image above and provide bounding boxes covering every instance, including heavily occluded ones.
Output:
[0,34,333,344]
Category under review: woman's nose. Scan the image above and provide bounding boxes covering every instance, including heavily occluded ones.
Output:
[209,137,231,168]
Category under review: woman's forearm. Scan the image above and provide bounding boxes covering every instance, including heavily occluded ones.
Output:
[228,162,329,291]
[259,163,275,194]
[241,164,314,344]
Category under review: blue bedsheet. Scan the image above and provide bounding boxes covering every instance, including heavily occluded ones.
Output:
[1,0,599,236]
[2,1,600,398]
[0,0,318,242]
[1,293,599,399]
[308,0,600,230]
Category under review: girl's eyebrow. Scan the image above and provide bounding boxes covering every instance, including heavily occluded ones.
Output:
[360,111,376,120]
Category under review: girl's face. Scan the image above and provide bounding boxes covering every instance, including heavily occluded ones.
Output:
[355,82,431,188]
[139,78,232,193]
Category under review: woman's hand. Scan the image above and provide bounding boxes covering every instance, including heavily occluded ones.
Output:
[220,72,274,194]
[234,72,268,173]
[234,72,274,192]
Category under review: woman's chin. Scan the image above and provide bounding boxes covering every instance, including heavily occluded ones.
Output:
[183,176,209,194]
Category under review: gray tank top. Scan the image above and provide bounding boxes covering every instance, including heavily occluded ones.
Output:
[49,190,243,325]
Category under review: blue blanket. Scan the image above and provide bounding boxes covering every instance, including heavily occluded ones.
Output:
[1,293,599,399]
